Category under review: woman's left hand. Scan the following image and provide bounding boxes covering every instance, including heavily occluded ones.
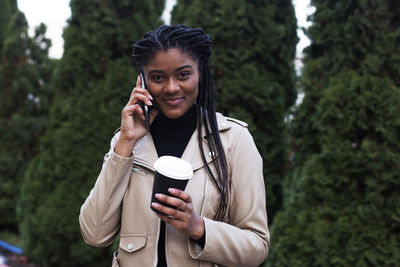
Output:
[151,188,204,240]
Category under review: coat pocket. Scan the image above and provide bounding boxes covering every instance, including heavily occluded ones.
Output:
[119,234,147,253]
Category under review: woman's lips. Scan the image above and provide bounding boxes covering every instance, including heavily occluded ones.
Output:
[164,97,184,106]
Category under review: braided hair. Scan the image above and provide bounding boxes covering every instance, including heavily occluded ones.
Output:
[132,25,229,221]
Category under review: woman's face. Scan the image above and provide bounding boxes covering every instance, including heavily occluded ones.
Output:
[142,48,199,119]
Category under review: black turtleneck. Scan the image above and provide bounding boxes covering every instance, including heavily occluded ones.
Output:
[151,104,197,158]
[151,105,197,267]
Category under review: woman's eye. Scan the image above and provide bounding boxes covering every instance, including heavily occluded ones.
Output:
[151,75,164,82]
[178,72,190,79]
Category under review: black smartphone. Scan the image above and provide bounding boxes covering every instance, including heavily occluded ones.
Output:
[140,72,152,129]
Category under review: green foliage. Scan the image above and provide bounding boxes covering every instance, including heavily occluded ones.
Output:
[0,0,54,230]
[18,0,165,266]
[172,0,298,223]
[0,0,16,52]
[269,0,400,265]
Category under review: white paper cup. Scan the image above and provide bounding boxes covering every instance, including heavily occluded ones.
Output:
[150,156,193,215]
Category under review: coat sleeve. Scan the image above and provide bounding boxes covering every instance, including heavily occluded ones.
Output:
[188,127,270,266]
[79,133,134,247]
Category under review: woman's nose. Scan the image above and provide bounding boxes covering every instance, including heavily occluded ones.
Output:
[164,78,179,93]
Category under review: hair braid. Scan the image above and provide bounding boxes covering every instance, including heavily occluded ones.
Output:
[132,25,229,221]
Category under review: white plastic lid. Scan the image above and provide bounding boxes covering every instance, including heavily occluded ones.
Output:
[154,156,193,180]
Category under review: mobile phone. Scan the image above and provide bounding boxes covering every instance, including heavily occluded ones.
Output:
[140,72,152,129]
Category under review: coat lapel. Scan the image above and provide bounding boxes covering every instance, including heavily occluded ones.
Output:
[182,112,230,171]
[132,132,158,170]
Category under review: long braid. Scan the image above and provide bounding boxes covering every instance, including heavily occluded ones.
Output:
[132,25,229,221]
[199,65,230,220]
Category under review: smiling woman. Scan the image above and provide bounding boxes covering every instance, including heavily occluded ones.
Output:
[143,49,200,119]
[79,24,270,267]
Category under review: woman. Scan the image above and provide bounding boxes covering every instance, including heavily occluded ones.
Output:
[79,24,269,267]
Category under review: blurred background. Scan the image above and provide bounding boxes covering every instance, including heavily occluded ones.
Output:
[0,0,399,266]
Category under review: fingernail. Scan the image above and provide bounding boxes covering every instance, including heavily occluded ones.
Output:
[155,193,162,199]
[149,95,153,100]
[168,188,176,194]
[152,202,159,208]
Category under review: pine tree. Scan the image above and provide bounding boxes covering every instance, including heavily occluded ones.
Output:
[0,0,16,51]
[0,0,53,230]
[171,0,298,222]
[18,0,165,266]
[269,0,400,265]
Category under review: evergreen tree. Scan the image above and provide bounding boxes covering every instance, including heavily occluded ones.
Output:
[269,0,400,266]
[0,0,53,230]
[18,0,164,266]
[171,0,298,222]
[0,0,16,51]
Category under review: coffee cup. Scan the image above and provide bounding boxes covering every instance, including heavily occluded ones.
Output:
[151,156,193,215]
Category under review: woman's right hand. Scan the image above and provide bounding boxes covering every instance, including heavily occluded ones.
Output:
[114,75,158,157]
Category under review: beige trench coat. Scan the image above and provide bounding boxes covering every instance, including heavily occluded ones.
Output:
[79,113,270,267]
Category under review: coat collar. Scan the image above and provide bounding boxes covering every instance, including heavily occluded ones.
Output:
[133,113,230,171]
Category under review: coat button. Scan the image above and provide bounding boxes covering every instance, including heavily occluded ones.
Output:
[208,151,215,157]
[127,243,134,250]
